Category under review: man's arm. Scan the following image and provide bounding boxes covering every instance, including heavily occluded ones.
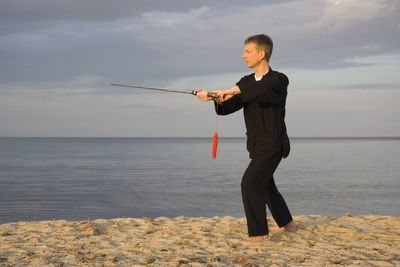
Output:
[196,86,241,102]
[196,87,244,115]
[214,94,244,115]
[219,86,241,101]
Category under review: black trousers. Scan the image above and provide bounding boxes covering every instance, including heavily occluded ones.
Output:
[241,153,293,236]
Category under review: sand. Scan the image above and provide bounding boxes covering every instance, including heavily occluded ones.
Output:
[0,214,399,266]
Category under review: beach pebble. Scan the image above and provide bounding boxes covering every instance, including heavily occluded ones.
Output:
[143,217,153,223]
[231,255,251,264]
[145,257,156,264]
[329,257,346,265]
[67,247,77,253]
[86,254,95,260]
[290,256,305,263]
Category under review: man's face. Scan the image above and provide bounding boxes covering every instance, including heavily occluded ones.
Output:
[242,42,265,68]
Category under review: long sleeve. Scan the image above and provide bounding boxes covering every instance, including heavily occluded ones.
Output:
[238,72,288,106]
[214,94,244,115]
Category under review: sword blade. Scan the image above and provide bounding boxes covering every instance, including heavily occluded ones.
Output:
[111,83,196,95]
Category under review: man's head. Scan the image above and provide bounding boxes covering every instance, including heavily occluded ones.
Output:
[244,34,273,63]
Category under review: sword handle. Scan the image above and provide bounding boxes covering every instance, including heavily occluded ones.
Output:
[191,91,218,99]
[208,92,218,99]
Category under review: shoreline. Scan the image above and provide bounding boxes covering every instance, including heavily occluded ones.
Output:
[1,214,399,266]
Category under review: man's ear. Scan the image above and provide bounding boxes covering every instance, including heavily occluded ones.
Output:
[260,50,266,60]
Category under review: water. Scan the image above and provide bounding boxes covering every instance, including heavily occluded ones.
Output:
[0,137,399,224]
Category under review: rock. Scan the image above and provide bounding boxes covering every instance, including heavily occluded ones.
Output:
[86,254,95,260]
[329,257,346,264]
[232,255,251,264]
[145,257,156,264]
[67,247,77,253]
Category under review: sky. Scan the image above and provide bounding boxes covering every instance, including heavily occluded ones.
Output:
[0,0,399,137]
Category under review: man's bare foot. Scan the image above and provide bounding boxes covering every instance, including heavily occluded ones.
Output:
[284,220,298,232]
[271,220,298,233]
[242,235,269,242]
[270,226,284,232]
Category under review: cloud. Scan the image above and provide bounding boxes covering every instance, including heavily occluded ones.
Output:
[0,0,289,25]
[274,0,400,68]
[322,0,393,28]
[1,0,399,88]
[286,87,400,136]
[334,83,400,90]
[0,0,399,137]
[0,0,204,23]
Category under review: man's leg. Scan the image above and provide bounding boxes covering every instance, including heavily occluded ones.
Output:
[265,178,293,228]
[241,155,281,236]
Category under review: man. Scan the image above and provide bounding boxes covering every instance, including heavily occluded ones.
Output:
[197,34,297,242]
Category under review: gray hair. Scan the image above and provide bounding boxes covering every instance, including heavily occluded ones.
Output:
[244,34,273,62]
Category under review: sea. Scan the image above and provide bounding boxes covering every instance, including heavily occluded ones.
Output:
[0,137,399,224]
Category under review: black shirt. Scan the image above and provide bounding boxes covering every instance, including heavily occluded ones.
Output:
[215,68,290,159]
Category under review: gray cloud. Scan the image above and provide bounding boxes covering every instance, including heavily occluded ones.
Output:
[0,0,399,137]
[0,0,289,24]
[1,0,399,90]
[334,83,400,90]
[0,0,202,23]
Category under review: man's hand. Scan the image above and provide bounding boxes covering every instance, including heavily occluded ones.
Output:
[197,86,240,103]
[196,89,211,101]
[196,89,222,103]
[217,86,241,102]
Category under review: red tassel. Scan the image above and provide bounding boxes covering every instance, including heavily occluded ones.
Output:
[212,132,218,159]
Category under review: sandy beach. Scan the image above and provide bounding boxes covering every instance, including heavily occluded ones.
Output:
[1,214,399,266]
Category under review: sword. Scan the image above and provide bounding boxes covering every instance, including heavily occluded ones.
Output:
[110,83,218,99]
